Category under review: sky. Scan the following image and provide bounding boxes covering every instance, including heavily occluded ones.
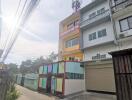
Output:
[1,0,91,65]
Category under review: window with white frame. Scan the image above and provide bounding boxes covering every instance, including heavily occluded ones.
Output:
[65,38,79,48]
[114,0,127,5]
[98,29,107,38]
[119,16,132,32]
[89,32,96,41]
[89,12,96,19]
[97,8,105,15]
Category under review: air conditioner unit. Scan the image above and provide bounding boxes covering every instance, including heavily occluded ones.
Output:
[119,34,125,39]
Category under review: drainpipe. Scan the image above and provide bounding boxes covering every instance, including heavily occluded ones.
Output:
[109,0,119,46]
[80,29,84,51]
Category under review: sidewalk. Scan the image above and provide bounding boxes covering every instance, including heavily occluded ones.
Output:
[16,85,117,100]
[60,92,117,100]
[16,85,55,100]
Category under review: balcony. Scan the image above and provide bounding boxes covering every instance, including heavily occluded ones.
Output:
[111,0,132,13]
[60,25,79,38]
[80,9,111,30]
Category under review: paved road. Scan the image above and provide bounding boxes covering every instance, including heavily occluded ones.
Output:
[65,92,117,100]
[16,85,56,100]
[16,85,116,100]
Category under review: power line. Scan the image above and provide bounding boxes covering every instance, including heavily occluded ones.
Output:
[0,0,2,48]
[2,0,40,62]
[2,0,22,51]
[1,0,28,61]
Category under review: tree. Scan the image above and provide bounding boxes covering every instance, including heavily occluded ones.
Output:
[7,63,18,75]
[19,60,33,75]
[19,52,58,74]
[47,52,58,62]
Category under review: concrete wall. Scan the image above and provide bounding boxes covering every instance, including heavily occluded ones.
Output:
[83,21,114,48]
[84,43,118,61]
[64,79,85,95]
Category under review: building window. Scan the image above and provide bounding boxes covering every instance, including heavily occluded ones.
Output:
[89,32,96,41]
[66,72,84,79]
[114,0,127,5]
[65,38,79,48]
[128,16,132,29]
[65,40,72,48]
[120,19,129,31]
[89,12,96,19]
[74,20,79,26]
[97,8,105,15]
[67,23,74,30]
[98,29,107,38]
[119,16,132,32]
[72,38,79,46]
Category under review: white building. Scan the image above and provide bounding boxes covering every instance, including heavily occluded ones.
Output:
[80,0,118,61]
[80,0,116,94]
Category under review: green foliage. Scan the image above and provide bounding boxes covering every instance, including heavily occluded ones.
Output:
[19,52,58,74]
[7,63,18,75]
[6,84,20,100]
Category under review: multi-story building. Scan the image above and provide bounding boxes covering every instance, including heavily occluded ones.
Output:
[80,0,116,93]
[110,0,132,50]
[59,12,83,61]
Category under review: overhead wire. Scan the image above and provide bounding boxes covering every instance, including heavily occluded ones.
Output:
[2,0,40,62]
[2,0,22,50]
[1,0,28,62]
[0,0,2,48]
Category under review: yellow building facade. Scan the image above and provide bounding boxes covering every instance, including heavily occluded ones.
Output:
[59,12,83,61]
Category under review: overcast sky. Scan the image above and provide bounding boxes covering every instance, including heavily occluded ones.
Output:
[1,0,91,65]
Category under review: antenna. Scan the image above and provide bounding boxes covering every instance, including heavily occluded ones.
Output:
[72,0,82,12]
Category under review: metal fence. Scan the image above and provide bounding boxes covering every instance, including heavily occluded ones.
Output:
[110,49,132,100]
[0,69,13,100]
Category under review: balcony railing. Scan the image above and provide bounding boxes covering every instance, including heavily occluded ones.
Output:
[111,0,132,13]
[80,9,110,28]
[60,25,79,37]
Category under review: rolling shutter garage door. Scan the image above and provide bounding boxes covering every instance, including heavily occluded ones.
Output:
[85,59,116,93]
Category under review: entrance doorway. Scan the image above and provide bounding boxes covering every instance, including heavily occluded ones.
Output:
[47,75,51,93]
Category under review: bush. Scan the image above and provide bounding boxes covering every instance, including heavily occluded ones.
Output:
[6,84,20,100]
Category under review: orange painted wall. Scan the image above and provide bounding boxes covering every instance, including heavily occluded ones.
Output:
[62,52,83,61]
[59,12,83,61]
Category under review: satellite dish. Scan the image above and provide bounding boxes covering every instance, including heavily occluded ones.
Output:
[72,0,82,12]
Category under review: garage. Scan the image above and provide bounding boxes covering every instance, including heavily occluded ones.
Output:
[85,59,116,93]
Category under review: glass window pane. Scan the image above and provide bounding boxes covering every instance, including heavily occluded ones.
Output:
[89,12,96,19]
[98,31,102,38]
[120,19,129,31]
[102,29,107,36]
[72,38,79,46]
[67,23,74,30]
[75,20,79,26]
[89,34,92,41]
[115,0,126,5]
[65,40,72,48]
[89,32,96,40]
[128,16,132,29]
[93,32,96,39]
[97,8,105,15]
